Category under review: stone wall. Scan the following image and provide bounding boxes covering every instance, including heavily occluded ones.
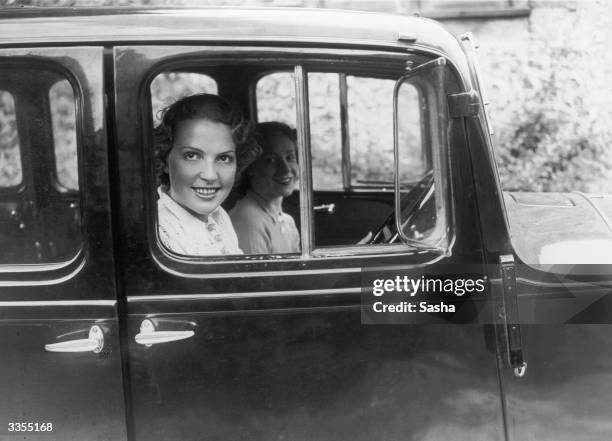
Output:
[1,0,610,192]
[441,0,612,192]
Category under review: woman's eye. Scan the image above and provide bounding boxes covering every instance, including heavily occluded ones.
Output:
[264,155,277,165]
[286,154,297,163]
[183,151,200,161]
[218,154,235,164]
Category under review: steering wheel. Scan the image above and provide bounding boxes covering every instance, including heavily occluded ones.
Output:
[369,172,435,244]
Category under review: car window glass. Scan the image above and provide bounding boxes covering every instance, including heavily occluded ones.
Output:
[308,73,342,190]
[0,90,22,187]
[151,73,218,125]
[307,71,432,248]
[0,65,83,265]
[256,72,297,126]
[50,80,79,190]
[347,76,395,186]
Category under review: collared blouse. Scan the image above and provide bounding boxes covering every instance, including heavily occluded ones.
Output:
[157,187,242,256]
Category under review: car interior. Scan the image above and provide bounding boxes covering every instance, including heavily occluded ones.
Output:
[149,58,437,256]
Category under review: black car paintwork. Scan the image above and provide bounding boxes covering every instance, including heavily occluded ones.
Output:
[0,7,610,441]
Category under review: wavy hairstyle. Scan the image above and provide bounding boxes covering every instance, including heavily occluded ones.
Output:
[235,121,298,195]
[154,93,260,187]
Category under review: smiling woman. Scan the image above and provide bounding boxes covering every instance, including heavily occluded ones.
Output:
[230,122,301,255]
[154,94,260,256]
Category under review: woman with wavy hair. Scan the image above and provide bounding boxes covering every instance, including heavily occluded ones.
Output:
[154,93,260,255]
[230,121,301,255]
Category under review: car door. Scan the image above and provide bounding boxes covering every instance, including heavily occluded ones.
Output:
[114,43,505,441]
[0,47,127,441]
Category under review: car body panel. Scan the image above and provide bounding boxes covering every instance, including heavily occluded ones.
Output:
[501,325,612,441]
[504,192,612,265]
[0,7,610,441]
[0,47,127,441]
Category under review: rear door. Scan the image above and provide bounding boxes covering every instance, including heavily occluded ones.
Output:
[115,44,504,441]
[0,47,126,441]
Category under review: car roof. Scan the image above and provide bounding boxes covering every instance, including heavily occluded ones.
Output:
[0,7,471,84]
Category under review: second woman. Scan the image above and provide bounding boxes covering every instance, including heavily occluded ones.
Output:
[230,121,300,255]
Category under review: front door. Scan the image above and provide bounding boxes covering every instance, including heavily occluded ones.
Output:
[114,43,504,441]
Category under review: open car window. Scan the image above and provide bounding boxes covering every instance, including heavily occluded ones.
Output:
[149,53,449,259]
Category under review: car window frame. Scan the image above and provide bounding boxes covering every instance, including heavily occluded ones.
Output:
[0,56,87,274]
[139,47,452,275]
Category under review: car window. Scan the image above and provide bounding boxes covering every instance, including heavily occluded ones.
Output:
[302,70,433,248]
[0,64,83,265]
[307,73,343,190]
[257,72,342,190]
[151,72,218,126]
[349,76,424,185]
[0,90,21,187]
[149,57,447,259]
[151,68,301,258]
[256,72,297,127]
[50,80,79,190]
[347,76,395,186]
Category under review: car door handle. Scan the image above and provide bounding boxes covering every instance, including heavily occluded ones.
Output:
[314,203,335,214]
[45,325,104,353]
[135,319,194,346]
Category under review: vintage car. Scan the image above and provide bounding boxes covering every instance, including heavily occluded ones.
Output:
[1,6,611,441]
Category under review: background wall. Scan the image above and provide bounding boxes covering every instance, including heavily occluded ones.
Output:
[441,0,612,192]
[1,0,611,193]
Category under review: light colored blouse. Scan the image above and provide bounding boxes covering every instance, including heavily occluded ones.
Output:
[230,190,300,255]
[157,186,242,256]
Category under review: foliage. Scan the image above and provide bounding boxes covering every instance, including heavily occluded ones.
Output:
[478,2,612,192]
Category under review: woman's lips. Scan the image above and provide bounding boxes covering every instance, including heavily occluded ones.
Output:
[192,187,220,199]
[274,176,293,185]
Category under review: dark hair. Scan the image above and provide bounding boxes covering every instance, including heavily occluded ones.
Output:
[154,93,260,187]
[234,121,297,195]
[255,121,297,147]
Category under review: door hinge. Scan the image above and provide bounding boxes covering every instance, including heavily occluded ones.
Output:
[448,90,481,118]
[498,254,527,377]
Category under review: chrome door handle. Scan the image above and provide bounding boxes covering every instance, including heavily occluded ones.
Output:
[135,319,194,347]
[314,203,335,214]
[45,325,104,353]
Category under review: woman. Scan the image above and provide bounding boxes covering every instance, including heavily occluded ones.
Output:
[155,93,259,255]
[230,121,300,254]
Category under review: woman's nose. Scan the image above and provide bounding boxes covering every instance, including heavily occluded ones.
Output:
[276,158,291,175]
[198,159,217,180]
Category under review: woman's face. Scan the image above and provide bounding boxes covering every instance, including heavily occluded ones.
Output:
[249,131,298,201]
[165,118,236,218]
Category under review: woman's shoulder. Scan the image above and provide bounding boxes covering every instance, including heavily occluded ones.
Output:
[229,193,264,220]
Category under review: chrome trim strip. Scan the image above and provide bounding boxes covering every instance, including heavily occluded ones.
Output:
[339,73,351,189]
[0,300,116,306]
[0,248,83,273]
[295,64,314,258]
[490,277,612,289]
[0,257,86,286]
[128,287,362,302]
[147,259,362,279]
